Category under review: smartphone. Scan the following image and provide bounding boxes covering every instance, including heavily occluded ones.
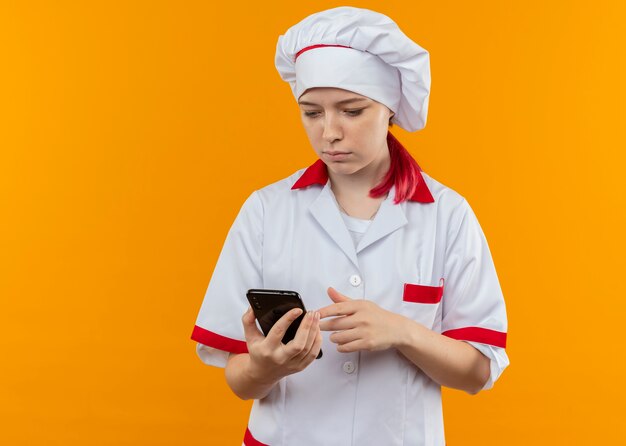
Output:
[246,289,322,359]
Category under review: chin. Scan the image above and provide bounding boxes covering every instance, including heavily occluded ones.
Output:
[326,162,361,176]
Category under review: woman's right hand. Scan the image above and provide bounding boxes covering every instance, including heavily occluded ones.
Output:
[241,306,322,385]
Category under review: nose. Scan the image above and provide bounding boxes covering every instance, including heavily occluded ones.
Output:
[322,113,342,143]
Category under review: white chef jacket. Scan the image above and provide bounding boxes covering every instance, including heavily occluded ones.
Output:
[191,159,509,446]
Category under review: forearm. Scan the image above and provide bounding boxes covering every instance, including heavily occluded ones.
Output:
[394,318,491,394]
[224,353,281,401]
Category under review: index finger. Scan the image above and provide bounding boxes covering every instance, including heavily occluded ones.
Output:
[318,302,355,319]
[266,307,304,344]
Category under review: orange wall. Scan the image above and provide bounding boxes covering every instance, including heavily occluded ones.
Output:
[1,1,625,444]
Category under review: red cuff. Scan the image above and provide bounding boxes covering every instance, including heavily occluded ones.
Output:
[191,325,248,354]
[442,327,507,348]
[244,427,269,446]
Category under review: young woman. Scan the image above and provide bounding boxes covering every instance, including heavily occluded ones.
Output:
[192,7,509,446]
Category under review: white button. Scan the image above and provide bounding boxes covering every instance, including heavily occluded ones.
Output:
[349,275,362,287]
[343,361,356,374]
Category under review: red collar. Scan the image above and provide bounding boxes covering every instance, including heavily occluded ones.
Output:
[291,159,329,189]
[291,160,435,204]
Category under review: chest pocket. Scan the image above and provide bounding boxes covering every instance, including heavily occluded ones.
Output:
[402,279,444,304]
[400,279,444,329]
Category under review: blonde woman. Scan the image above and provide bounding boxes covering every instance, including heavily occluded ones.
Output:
[192,7,509,446]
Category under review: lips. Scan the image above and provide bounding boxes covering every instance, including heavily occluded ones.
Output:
[323,151,351,161]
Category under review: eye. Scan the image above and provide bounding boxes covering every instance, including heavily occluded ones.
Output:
[345,109,364,116]
[303,111,321,118]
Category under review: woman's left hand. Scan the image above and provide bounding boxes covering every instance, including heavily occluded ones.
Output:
[317,287,409,353]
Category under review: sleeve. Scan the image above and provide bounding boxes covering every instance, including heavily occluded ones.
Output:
[440,198,509,390]
[190,191,264,368]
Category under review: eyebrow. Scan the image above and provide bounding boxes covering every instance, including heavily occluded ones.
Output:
[297,97,369,106]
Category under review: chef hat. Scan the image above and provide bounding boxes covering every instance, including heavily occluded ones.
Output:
[275,6,431,132]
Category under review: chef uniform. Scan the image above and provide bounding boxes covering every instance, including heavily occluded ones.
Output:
[191,7,509,446]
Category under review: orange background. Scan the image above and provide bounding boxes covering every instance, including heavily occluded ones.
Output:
[1,1,625,444]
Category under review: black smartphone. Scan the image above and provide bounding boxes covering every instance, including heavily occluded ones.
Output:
[246,289,322,359]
